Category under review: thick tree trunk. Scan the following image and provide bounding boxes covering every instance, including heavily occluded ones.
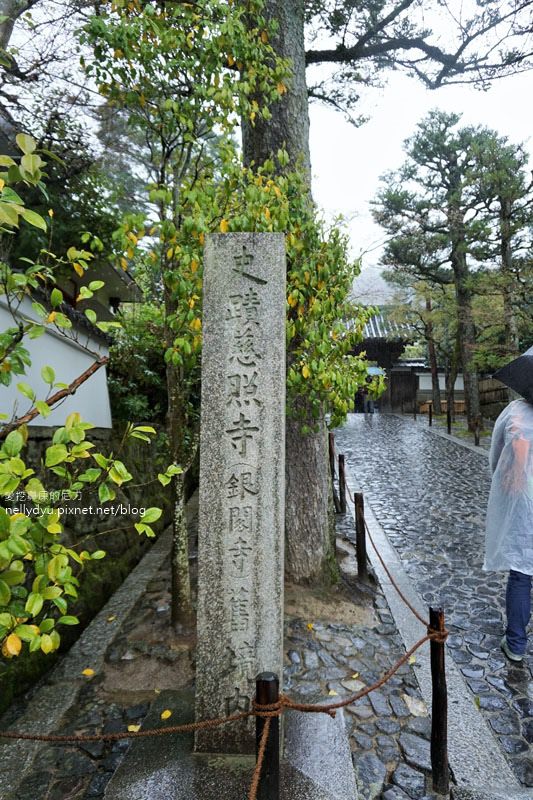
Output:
[242,0,310,173]
[425,294,442,414]
[499,197,520,357]
[242,0,332,583]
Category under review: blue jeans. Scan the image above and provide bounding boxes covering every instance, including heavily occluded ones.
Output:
[505,570,532,655]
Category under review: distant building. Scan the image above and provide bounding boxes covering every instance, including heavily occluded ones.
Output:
[0,262,141,428]
[349,307,465,412]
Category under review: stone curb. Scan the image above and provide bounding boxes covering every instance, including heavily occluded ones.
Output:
[0,524,173,798]
[343,470,521,792]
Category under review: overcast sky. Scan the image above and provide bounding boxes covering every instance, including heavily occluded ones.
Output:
[307,69,533,304]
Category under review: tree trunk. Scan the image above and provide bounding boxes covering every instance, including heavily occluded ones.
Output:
[447,202,480,431]
[165,295,193,627]
[242,0,310,173]
[425,294,442,414]
[170,468,193,628]
[242,0,333,583]
[499,197,520,357]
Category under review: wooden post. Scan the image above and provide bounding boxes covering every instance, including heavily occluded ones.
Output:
[428,402,433,427]
[256,672,280,800]
[329,432,341,513]
[429,607,449,795]
[354,492,368,580]
[338,454,347,514]
[328,431,336,478]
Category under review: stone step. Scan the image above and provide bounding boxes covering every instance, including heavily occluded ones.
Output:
[105,689,358,800]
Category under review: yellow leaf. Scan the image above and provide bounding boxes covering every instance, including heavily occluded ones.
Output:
[328,689,338,696]
[306,622,314,631]
[227,54,235,66]
[82,668,95,677]
[198,232,205,246]
[276,82,287,95]
[128,724,141,732]
[120,257,128,270]
[351,673,359,679]
[264,207,271,221]
[408,655,416,665]
[302,365,310,379]
[107,615,116,623]
[160,709,172,720]
[249,111,256,124]
[260,30,268,43]
[154,688,161,694]
[190,259,198,273]
[190,317,202,331]
[166,247,174,260]
[287,295,297,308]
[3,633,22,658]
[188,298,195,309]
[0,178,4,191]
[73,262,84,277]
[220,219,229,233]
[114,49,124,58]
[48,209,54,217]
[46,312,57,324]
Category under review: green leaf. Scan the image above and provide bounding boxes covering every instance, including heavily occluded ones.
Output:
[3,430,23,456]
[35,400,51,418]
[41,365,55,385]
[26,477,46,500]
[90,550,106,560]
[0,579,11,605]
[15,133,37,154]
[50,289,62,308]
[17,382,36,401]
[20,208,47,232]
[140,507,162,524]
[45,444,68,467]
[25,592,44,616]
[85,309,97,324]
[14,624,38,642]
[58,615,79,625]
[98,482,112,503]
[39,618,55,633]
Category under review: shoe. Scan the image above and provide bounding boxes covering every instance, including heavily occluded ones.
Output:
[500,635,524,663]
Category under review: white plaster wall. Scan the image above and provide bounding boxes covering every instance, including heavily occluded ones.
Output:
[418,373,464,391]
[0,298,112,428]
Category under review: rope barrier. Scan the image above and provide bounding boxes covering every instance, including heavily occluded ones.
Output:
[0,474,449,800]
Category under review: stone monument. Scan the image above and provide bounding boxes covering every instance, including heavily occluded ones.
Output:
[195,232,286,754]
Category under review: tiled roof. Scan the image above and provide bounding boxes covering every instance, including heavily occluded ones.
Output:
[362,311,409,340]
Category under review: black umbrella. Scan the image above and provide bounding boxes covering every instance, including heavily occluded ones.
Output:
[493,345,533,403]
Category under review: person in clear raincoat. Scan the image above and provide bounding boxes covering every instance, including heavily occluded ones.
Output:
[484,397,533,662]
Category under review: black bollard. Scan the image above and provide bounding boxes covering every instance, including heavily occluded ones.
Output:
[339,454,347,514]
[429,608,449,795]
[446,405,451,435]
[354,492,368,580]
[255,672,280,800]
[428,402,433,427]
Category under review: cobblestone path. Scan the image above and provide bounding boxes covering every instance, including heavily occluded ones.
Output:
[335,413,533,787]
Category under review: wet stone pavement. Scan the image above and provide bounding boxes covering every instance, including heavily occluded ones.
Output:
[335,413,533,787]
[2,510,443,800]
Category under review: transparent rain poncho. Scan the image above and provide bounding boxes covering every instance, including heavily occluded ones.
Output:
[484,399,533,575]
